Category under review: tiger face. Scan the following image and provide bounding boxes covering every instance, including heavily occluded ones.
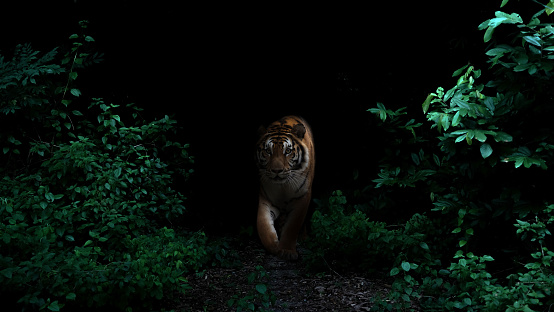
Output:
[256,119,308,185]
[257,136,304,183]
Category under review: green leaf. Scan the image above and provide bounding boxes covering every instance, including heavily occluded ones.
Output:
[379,110,386,121]
[485,47,510,56]
[452,64,469,77]
[548,1,554,16]
[47,300,61,312]
[523,36,541,47]
[484,26,495,43]
[114,167,122,178]
[480,143,493,159]
[488,17,507,28]
[482,12,522,43]
[85,36,95,42]
[422,93,433,114]
[528,65,537,75]
[66,293,76,300]
[459,240,467,247]
[420,242,430,250]
[70,88,81,97]
[484,97,495,113]
[474,130,487,143]
[1,268,14,279]
[481,255,495,262]
[444,86,456,101]
[452,111,461,127]
[495,11,523,24]
[69,71,78,80]
[401,261,411,272]
[440,113,450,132]
[3,147,9,154]
[390,267,400,276]
[411,153,420,165]
[433,154,441,166]
[72,110,83,116]
[227,299,235,307]
[255,284,267,294]
[514,52,528,65]
[478,19,491,31]
[494,131,512,142]
[500,0,510,8]
[455,134,467,143]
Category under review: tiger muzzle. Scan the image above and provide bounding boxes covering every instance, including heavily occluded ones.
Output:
[267,167,289,181]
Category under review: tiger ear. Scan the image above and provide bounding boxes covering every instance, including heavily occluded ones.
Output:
[257,126,267,138]
[291,123,306,139]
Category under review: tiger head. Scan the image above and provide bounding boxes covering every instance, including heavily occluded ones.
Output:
[256,119,308,184]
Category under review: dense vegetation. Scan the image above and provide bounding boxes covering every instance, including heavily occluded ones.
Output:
[0,22,211,311]
[1,1,554,311]
[306,1,554,310]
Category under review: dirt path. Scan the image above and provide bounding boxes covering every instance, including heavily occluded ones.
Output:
[175,239,390,311]
[263,247,390,311]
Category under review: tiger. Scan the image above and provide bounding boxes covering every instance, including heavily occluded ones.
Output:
[256,116,315,260]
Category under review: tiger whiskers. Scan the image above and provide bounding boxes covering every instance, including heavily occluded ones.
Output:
[260,170,301,187]
[285,170,303,191]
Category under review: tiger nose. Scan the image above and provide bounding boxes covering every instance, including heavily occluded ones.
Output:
[271,168,284,174]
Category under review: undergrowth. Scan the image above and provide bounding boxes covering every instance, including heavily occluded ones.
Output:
[307,1,554,311]
[0,21,212,311]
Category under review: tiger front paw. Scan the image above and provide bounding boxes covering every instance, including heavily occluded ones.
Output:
[278,248,299,261]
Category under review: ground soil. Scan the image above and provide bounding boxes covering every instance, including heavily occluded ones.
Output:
[173,239,395,312]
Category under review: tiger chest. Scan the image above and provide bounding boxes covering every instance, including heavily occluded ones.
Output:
[262,182,307,213]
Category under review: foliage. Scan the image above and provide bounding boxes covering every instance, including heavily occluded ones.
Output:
[308,1,554,311]
[305,191,444,276]
[0,22,208,311]
[227,265,277,312]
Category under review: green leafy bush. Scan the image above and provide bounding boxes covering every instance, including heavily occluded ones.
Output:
[306,191,443,275]
[309,1,554,311]
[227,265,276,312]
[0,23,206,311]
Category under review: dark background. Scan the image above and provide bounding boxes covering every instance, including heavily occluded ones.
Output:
[2,0,518,231]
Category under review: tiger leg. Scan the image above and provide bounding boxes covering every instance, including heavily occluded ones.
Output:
[257,195,280,255]
[277,194,310,260]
